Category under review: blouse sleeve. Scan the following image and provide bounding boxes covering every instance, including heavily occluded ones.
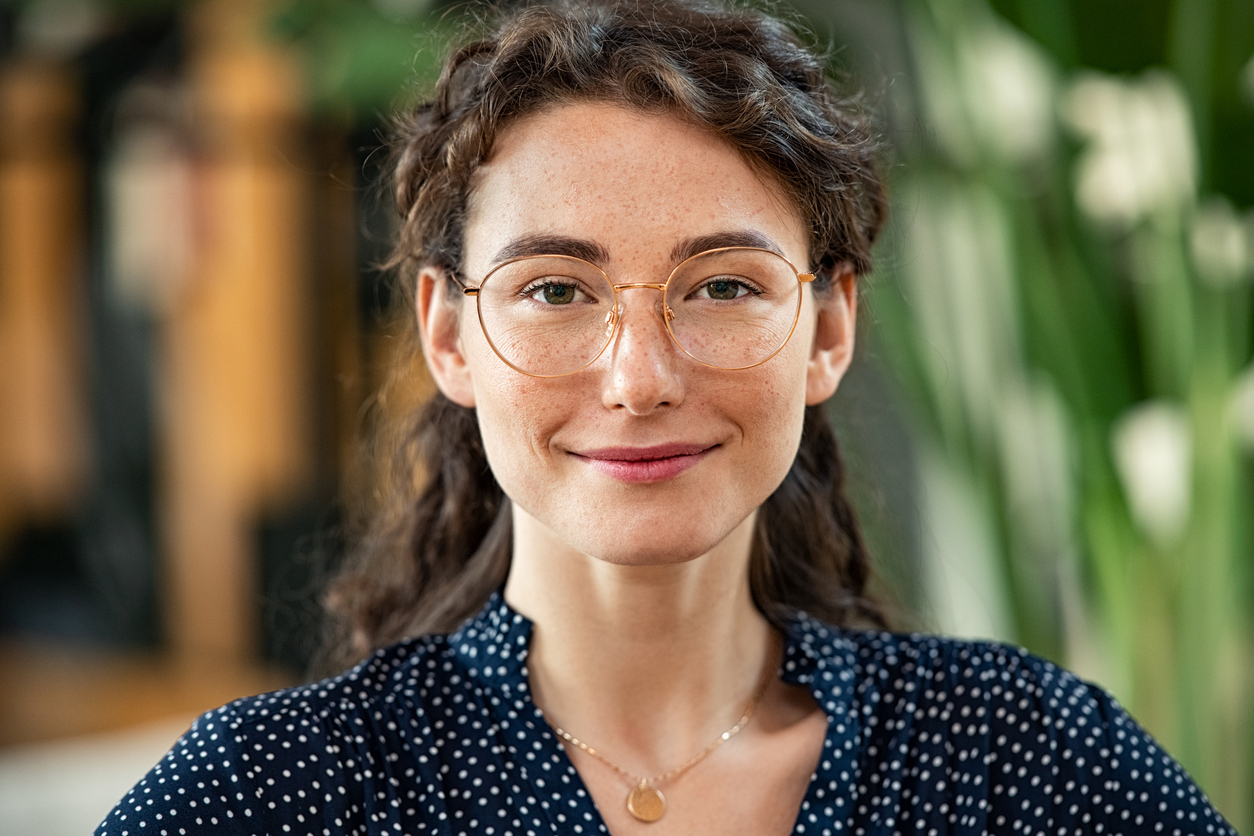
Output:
[93,696,369,836]
[1053,683,1235,835]
[94,704,260,835]
[976,645,1237,836]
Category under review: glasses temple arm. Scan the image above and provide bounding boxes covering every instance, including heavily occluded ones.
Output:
[444,268,479,296]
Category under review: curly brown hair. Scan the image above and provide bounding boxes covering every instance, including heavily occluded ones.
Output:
[321,0,889,672]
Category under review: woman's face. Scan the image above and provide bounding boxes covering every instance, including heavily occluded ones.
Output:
[420,102,855,565]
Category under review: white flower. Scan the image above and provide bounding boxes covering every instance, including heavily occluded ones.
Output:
[959,20,1056,163]
[910,12,1055,168]
[1063,71,1197,226]
[1112,401,1192,547]
[1190,197,1251,287]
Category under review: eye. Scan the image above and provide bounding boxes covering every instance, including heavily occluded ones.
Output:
[693,276,758,301]
[521,280,588,305]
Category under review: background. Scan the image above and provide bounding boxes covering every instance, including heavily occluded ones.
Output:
[0,0,1250,832]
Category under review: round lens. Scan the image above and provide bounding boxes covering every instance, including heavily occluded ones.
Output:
[663,248,803,369]
[475,256,616,377]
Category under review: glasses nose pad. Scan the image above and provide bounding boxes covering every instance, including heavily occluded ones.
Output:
[604,307,618,337]
[664,305,675,323]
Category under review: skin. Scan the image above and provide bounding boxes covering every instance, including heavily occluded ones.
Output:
[419,102,857,835]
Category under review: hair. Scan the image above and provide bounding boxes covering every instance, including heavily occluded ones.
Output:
[321,0,889,672]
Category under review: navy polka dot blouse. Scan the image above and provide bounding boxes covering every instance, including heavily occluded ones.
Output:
[96,592,1235,835]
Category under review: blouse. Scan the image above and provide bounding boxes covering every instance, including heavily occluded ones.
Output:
[96,592,1236,835]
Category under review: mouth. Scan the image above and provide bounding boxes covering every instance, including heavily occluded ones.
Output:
[570,443,716,483]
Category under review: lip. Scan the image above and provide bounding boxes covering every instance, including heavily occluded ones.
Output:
[570,443,715,483]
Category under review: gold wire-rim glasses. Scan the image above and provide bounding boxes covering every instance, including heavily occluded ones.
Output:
[453,246,817,378]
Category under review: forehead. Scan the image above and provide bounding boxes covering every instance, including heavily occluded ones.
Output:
[461,102,809,273]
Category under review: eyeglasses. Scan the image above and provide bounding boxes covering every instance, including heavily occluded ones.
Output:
[455,246,815,378]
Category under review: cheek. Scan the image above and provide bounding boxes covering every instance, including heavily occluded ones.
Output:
[474,372,547,472]
[469,356,577,509]
[740,342,811,475]
[747,381,807,475]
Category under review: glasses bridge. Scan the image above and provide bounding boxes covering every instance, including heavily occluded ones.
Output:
[612,282,668,291]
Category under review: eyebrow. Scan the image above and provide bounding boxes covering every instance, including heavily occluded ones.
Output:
[492,235,610,266]
[490,229,785,269]
[669,230,783,263]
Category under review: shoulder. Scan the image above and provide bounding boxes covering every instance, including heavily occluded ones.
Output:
[95,634,471,836]
[796,619,1109,748]
[791,611,1085,710]
[793,617,1236,835]
[844,627,1090,713]
[841,629,1128,760]
[207,630,467,757]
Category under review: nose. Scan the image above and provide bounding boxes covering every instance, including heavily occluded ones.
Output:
[600,287,684,415]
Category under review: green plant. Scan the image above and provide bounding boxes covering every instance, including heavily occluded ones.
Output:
[858,0,1253,827]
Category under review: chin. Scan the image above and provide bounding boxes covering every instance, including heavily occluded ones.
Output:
[557,516,745,567]
[508,488,763,568]
[582,540,714,567]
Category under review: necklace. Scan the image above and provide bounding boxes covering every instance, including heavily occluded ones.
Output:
[543,646,776,823]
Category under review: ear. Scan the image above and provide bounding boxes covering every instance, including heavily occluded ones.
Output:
[417,265,477,407]
[805,263,857,406]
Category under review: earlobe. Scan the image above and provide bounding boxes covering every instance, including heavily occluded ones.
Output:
[417,266,477,407]
[804,264,857,406]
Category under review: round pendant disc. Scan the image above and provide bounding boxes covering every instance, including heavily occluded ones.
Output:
[626,784,665,822]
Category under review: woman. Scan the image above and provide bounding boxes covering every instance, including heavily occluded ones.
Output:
[98,2,1234,834]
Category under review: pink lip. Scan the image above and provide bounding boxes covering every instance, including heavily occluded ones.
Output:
[571,443,715,483]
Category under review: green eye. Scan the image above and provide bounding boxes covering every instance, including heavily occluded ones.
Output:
[703,279,751,301]
[540,284,576,304]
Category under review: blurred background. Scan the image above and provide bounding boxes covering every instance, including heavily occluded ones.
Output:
[0,0,1249,832]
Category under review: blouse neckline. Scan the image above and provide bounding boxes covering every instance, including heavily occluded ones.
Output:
[447,590,864,833]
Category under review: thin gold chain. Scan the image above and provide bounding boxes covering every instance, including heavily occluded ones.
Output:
[542,642,777,789]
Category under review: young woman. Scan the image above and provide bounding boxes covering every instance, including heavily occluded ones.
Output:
[98,2,1234,834]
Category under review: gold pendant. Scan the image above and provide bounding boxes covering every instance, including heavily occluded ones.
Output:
[626,782,665,822]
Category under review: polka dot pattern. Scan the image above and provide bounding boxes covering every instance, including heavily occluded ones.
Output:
[96,593,1235,835]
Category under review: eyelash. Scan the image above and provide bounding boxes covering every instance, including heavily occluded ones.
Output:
[691,277,763,299]
[519,279,591,302]
[516,273,767,302]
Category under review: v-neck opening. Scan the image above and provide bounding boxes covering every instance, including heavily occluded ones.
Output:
[456,593,862,834]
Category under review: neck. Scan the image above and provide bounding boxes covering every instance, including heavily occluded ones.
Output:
[503,505,775,776]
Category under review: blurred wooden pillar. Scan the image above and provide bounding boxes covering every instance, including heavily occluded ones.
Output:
[162,0,312,661]
[0,62,88,546]
[311,130,365,496]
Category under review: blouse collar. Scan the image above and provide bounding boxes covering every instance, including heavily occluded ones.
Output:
[448,589,536,701]
[448,590,864,827]
[449,590,862,724]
